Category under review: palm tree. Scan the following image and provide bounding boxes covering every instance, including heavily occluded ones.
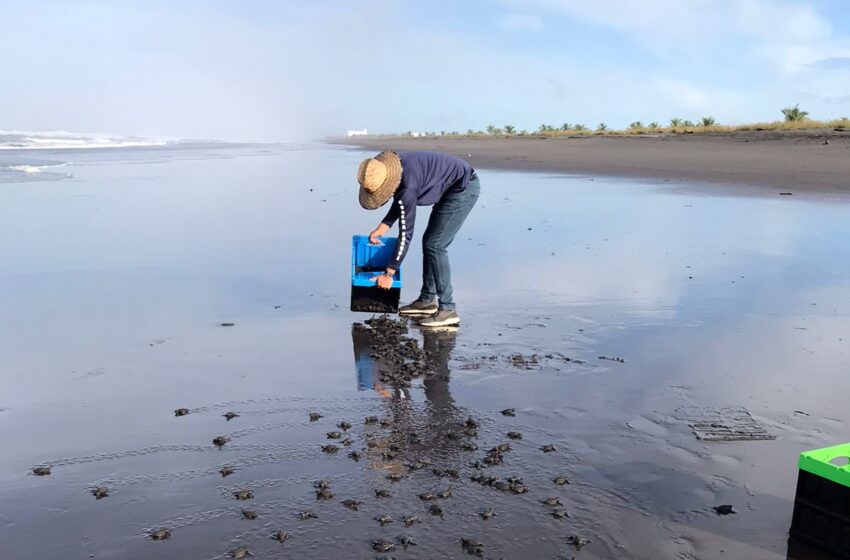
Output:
[486,124,496,135]
[539,124,555,132]
[466,129,474,135]
[649,121,660,129]
[629,121,644,130]
[504,124,516,134]
[700,116,716,127]
[596,123,608,132]
[782,104,809,122]
[519,129,528,136]
[670,118,683,127]
[560,123,571,131]
[682,120,695,127]
[493,128,503,135]
[573,124,587,131]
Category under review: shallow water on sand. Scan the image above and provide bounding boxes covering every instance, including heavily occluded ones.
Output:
[1,143,849,559]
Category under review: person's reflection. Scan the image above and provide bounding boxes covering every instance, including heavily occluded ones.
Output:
[351,323,467,477]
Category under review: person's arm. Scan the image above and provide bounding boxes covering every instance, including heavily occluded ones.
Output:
[386,189,416,271]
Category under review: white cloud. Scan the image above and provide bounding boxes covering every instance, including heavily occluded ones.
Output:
[654,79,709,111]
[499,13,544,33]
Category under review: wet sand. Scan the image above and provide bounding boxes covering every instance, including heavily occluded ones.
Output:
[1,143,849,559]
[333,129,850,196]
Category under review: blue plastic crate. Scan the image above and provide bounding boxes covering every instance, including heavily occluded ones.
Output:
[350,235,402,313]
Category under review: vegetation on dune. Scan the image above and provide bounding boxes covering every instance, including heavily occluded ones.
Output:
[376,106,850,138]
[782,103,809,122]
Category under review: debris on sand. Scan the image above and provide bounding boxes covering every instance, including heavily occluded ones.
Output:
[714,504,736,515]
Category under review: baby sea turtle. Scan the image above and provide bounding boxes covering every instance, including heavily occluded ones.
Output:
[220,322,236,327]
[494,443,512,453]
[479,507,496,520]
[327,431,342,439]
[506,431,523,440]
[542,497,562,507]
[321,444,339,454]
[233,489,254,500]
[552,509,571,519]
[309,412,322,421]
[337,421,352,431]
[297,510,318,520]
[92,487,109,500]
[375,514,393,526]
[365,415,379,424]
[372,539,396,553]
[272,530,290,542]
[241,509,258,520]
[223,411,240,421]
[150,528,171,541]
[403,515,418,527]
[429,504,444,517]
[397,534,416,548]
[313,480,330,490]
[433,468,459,479]
[213,435,230,447]
[348,450,362,461]
[465,417,479,429]
[462,442,478,452]
[341,438,353,447]
[379,419,392,428]
[341,499,361,511]
[231,547,253,559]
[174,408,190,417]
[419,491,437,501]
[566,535,589,549]
[386,473,406,482]
[437,489,453,499]
[32,466,51,476]
[219,466,235,477]
[381,450,398,461]
[461,538,484,555]
[500,408,516,417]
[316,488,334,500]
[553,476,570,485]
[511,484,529,494]
[541,444,556,453]
[714,504,736,515]
[375,489,391,498]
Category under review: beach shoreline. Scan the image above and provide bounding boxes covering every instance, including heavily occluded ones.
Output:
[330,130,850,197]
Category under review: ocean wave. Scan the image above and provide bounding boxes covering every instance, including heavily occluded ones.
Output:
[0,130,172,150]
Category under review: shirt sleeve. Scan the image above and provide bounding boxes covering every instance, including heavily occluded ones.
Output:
[387,188,417,270]
[381,198,400,228]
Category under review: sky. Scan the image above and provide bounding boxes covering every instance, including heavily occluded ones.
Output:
[0,0,849,141]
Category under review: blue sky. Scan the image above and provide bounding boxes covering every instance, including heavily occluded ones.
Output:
[1,0,848,140]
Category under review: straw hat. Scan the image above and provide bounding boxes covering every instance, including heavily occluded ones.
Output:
[358,151,402,209]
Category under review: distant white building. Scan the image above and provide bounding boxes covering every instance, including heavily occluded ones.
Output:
[346,128,368,137]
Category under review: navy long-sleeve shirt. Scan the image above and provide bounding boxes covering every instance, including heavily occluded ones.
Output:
[380,151,473,270]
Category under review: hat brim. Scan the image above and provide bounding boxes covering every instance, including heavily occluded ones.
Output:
[359,151,402,210]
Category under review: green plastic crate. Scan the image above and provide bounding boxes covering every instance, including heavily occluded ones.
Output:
[790,443,850,558]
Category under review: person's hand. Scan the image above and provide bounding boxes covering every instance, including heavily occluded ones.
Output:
[372,274,394,290]
[369,223,389,245]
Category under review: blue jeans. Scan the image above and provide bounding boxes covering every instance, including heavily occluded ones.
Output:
[419,176,480,310]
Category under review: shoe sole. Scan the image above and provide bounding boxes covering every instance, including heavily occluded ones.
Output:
[399,309,438,316]
[419,316,461,327]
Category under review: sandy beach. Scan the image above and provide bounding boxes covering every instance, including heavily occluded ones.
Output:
[334,129,850,196]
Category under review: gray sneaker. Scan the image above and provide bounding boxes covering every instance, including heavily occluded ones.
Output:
[399,299,438,316]
[419,310,460,327]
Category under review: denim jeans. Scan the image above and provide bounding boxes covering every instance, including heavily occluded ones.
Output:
[419,176,480,310]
